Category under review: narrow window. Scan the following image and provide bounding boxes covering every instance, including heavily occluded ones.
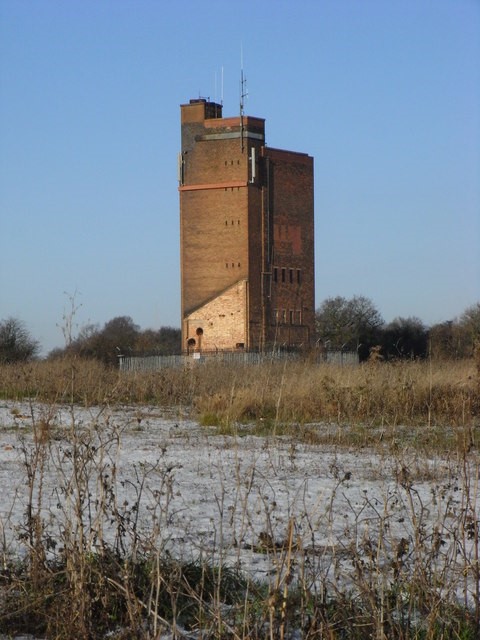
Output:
[282,309,287,324]
[289,269,294,284]
[289,310,294,324]
[281,268,286,283]
[273,267,278,283]
[297,269,301,284]
[226,263,228,268]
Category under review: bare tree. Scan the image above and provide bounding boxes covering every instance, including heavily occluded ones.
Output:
[0,317,40,363]
[315,295,383,358]
[381,316,428,359]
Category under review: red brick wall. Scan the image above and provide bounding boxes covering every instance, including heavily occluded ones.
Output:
[262,147,315,347]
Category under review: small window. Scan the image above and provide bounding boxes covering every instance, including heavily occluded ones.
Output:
[273,267,278,283]
[289,269,294,284]
[289,310,294,324]
[297,269,301,284]
[226,263,229,268]
[282,309,287,324]
[281,268,286,283]
[196,327,203,336]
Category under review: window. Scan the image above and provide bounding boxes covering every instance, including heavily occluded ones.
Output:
[282,309,287,324]
[289,269,294,284]
[273,267,278,283]
[297,269,301,284]
[281,268,286,283]
[289,310,294,324]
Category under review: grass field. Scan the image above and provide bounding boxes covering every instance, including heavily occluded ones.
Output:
[0,357,478,639]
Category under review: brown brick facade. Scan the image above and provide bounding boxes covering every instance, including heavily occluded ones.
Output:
[179,99,314,353]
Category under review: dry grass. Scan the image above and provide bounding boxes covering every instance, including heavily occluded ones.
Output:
[0,354,479,638]
[1,357,477,452]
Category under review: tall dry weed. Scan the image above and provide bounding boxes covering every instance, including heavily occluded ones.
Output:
[0,357,478,446]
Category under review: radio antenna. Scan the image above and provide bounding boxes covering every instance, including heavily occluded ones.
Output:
[221,65,224,105]
[240,45,248,151]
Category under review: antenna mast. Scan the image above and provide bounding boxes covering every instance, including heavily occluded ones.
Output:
[240,46,248,152]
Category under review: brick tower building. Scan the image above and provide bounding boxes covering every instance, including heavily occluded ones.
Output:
[179,99,314,353]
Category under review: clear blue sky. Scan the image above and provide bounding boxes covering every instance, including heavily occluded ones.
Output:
[1,0,479,355]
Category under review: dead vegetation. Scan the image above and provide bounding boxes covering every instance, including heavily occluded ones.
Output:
[0,357,478,450]
[0,357,478,638]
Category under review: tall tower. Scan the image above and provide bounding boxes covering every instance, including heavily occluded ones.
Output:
[179,98,314,353]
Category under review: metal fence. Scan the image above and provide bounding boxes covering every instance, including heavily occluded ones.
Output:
[118,350,358,372]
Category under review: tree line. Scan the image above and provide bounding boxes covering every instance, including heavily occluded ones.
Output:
[315,296,480,361]
[1,298,479,364]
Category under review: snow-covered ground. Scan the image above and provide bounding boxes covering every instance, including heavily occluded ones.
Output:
[0,400,478,612]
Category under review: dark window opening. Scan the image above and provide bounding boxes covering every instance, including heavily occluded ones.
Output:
[281,268,286,283]
[196,327,203,336]
[273,267,278,283]
[289,269,294,284]
[297,269,301,284]
[289,310,294,324]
